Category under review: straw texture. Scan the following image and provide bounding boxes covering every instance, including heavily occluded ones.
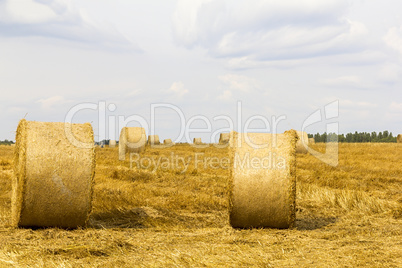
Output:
[12,119,95,228]
[397,134,402,143]
[229,130,297,229]
[193,138,202,145]
[109,140,116,148]
[295,131,309,153]
[119,127,146,161]
[164,139,173,145]
[147,135,160,146]
[219,133,230,144]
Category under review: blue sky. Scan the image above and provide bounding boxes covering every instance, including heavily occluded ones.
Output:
[1,0,401,142]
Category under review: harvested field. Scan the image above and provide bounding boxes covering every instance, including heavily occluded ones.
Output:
[0,143,401,267]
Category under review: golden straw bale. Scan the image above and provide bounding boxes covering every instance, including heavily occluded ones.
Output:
[295,130,309,153]
[228,130,297,229]
[397,134,402,143]
[12,119,95,228]
[193,138,202,145]
[219,133,230,144]
[164,139,173,145]
[147,135,160,146]
[308,138,315,144]
[109,140,116,148]
[119,127,146,161]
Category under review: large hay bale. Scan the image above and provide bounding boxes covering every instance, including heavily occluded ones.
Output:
[229,130,297,229]
[147,135,160,146]
[12,119,95,228]
[109,140,116,148]
[397,134,402,143]
[219,133,230,144]
[164,139,173,145]
[119,127,146,161]
[308,138,315,144]
[193,138,202,145]
[295,131,308,153]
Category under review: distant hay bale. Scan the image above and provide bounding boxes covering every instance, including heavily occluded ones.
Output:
[193,138,202,145]
[308,138,315,144]
[229,130,297,229]
[397,134,402,143]
[295,131,308,153]
[119,127,146,161]
[147,135,160,146]
[12,119,95,228]
[164,139,173,145]
[109,140,116,148]
[219,133,230,144]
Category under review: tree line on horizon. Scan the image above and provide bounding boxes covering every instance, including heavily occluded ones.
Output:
[1,131,399,145]
[308,131,398,143]
[0,139,14,145]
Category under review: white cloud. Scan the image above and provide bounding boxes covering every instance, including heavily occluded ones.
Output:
[219,74,259,93]
[168,81,189,98]
[341,99,378,109]
[172,0,368,63]
[127,89,143,97]
[378,63,402,84]
[37,95,65,110]
[0,0,139,50]
[321,75,362,87]
[7,106,25,115]
[385,102,402,122]
[384,26,402,55]
[217,89,233,101]
[172,0,218,47]
[389,102,402,113]
[338,99,378,121]
[2,0,57,23]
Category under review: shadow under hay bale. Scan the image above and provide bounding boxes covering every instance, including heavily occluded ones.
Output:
[295,216,337,230]
[89,208,149,229]
[12,119,95,229]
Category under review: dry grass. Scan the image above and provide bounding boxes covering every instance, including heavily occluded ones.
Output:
[0,143,401,267]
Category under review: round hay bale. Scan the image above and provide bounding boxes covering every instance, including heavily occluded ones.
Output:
[119,127,146,161]
[229,130,297,229]
[109,140,116,148]
[147,135,160,146]
[308,137,315,144]
[219,133,230,144]
[397,134,402,143]
[12,119,95,228]
[295,130,308,153]
[193,138,202,145]
[164,139,173,145]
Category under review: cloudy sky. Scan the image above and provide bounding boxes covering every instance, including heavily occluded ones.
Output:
[1,0,401,142]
